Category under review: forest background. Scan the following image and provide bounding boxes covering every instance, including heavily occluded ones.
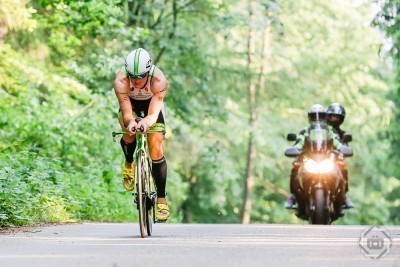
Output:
[0,0,399,226]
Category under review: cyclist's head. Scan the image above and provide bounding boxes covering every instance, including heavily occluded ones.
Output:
[327,103,346,128]
[308,104,326,123]
[125,48,152,79]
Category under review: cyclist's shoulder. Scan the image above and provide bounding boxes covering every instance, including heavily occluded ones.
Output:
[151,66,166,79]
[150,66,168,92]
[115,69,126,79]
[113,70,129,94]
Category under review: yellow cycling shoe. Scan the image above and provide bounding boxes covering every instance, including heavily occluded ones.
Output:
[156,203,170,221]
[122,165,135,191]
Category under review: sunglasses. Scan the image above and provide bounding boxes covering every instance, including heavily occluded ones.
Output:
[128,72,148,79]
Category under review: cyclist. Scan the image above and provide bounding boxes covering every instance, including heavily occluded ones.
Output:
[327,103,353,209]
[113,47,169,221]
[284,104,347,209]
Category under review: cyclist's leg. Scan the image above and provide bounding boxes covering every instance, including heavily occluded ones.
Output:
[148,132,167,200]
[118,112,136,164]
[147,111,169,220]
[148,108,166,196]
[118,111,137,191]
[149,133,169,221]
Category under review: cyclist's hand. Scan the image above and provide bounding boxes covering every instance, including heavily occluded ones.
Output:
[127,119,138,135]
[137,118,149,133]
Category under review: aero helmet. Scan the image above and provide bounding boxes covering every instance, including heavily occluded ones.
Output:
[125,48,152,78]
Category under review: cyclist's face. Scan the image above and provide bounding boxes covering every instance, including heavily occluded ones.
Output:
[130,73,148,87]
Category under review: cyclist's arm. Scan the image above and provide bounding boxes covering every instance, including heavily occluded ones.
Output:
[113,70,134,126]
[146,69,168,126]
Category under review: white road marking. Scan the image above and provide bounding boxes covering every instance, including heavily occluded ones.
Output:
[80,223,394,231]
[0,255,79,259]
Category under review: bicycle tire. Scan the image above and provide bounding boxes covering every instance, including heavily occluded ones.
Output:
[146,160,153,236]
[137,151,147,238]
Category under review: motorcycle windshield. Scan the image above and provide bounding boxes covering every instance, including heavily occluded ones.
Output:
[309,128,328,152]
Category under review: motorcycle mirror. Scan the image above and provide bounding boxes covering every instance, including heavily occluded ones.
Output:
[342,133,352,143]
[287,133,297,141]
[285,147,301,157]
[339,146,353,157]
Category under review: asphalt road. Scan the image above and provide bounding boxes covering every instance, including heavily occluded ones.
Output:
[1,223,399,267]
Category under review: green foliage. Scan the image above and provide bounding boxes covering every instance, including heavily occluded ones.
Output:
[0,44,133,227]
[0,151,71,226]
[0,0,37,32]
[374,0,400,178]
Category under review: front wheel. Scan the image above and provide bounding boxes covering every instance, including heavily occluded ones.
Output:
[310,189,329,225]
[137,151,147,238]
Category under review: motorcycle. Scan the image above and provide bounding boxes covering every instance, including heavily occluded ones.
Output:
[285,122,353,224]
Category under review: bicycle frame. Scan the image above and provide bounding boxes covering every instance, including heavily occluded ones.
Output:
[112,128,163,155]
[112,128,163,170]
[133,129,160,165]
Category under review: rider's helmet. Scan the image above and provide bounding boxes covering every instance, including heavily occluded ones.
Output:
[327,103,346,128]
[125,48,152,78]
[308,104,327,123]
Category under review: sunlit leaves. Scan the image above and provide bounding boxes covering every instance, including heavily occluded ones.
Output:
[0,0,37,32]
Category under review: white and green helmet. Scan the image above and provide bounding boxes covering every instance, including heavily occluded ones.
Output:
[125,48,152,77]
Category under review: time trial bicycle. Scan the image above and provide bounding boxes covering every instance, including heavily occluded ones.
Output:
[112,118,165,237]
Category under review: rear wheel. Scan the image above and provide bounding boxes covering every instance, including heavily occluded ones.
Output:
[137,151,147,238]
[311,189,329,224]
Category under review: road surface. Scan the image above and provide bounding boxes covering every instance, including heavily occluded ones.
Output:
[1,223,399,267]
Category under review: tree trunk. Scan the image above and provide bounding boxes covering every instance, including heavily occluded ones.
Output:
[242,8,272,224]
[181,172,196,223]
[242,0,257,224]
[154,0,178,64]
[256,21,271,108]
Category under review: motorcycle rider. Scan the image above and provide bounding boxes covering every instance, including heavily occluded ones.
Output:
[327,103,353,209]
[284,104,348,209]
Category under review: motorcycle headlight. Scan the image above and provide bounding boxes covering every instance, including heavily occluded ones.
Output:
[319,159,334,173]
[304,159,334,174]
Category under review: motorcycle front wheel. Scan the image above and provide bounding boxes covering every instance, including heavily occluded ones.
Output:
[310,189,330,225]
